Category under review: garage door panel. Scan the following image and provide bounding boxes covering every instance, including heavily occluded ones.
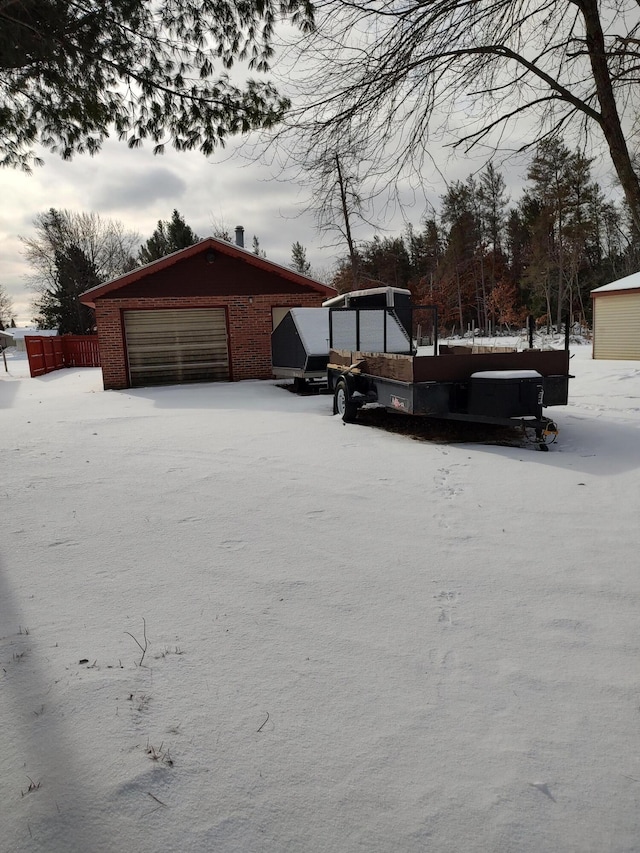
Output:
[124,309,229,386]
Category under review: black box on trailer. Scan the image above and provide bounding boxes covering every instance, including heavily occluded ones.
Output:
[468,370,544,419]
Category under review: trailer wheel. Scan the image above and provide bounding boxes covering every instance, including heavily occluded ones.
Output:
[334,378,358,422]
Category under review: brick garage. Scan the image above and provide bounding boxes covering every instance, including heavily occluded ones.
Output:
[80,237,336,390]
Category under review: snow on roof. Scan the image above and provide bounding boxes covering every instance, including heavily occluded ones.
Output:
[1,327,57,340]
[591,270,640,294]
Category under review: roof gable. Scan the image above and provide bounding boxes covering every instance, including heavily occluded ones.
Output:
[80,237,335,306]
[591,270,640,296]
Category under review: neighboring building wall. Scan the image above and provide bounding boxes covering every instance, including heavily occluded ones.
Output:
[95,292,324,390]
[1,329,59,352]
[593,291,640,359]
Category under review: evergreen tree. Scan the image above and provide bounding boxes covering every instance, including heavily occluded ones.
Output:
[359,236,411,289]
[523,139,606,326]
[139,210,200,263]
[325,143,631,333]
[35,245,99,333]
[252,236,266,257]
[439,180,481,331]
[524,139,573,327]
[477,165,509,300]
[291,241,311,274]
[406,220,443,303]
[0,0,313,170]
[477,164,508,256]
[24,208,138,329]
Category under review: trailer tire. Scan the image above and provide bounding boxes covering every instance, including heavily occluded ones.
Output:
[334,378,359,422]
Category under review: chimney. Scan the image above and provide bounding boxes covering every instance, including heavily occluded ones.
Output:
[235,226,245,248]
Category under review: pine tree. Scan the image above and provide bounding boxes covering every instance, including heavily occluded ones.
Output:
[24,208,138,329]
[477,164,508,257]
[439,180,481,331]
[291,241,311,274]
[35,245,98,333]
[1,0,313,170]
[252,236,266,257]
[406,220,443,303]
[359,236,411,288]
[139,210,200,263]
[524,139,603,327]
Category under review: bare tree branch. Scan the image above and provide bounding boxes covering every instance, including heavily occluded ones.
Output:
[274,0,640,229]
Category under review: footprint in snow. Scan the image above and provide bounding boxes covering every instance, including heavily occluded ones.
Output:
[219,540,247,551]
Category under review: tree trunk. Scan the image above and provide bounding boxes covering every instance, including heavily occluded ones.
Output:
[556,210,565,331]
[455,269,464,332]
[576,0,640,232]
[335,155,359,288]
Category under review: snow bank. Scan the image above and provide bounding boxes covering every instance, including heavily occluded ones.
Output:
[1,347,639,853]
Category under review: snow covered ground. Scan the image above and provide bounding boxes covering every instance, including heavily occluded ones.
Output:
[1,345,639,853]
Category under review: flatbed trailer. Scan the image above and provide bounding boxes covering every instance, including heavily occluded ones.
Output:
[327,306,571,449]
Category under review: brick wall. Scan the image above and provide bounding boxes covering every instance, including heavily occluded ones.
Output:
[95,293,325,390]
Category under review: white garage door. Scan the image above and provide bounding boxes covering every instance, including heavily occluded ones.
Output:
[124,309,229,387]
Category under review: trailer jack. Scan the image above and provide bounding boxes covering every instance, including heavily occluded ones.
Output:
[532,420,558,451]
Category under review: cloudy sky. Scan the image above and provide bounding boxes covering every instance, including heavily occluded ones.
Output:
[1,15,626,329]
[3,2,635,328]
[3,115,624,328]
[1,125,546,327]
[1,140,432,326]
[0,137,320,324]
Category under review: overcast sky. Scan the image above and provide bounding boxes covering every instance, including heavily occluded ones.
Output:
[1,91,624,328]
[3,123,625,328]
[0,137,330,325]
[2,4,634,328]
[0,148,371,323]
[1,130,532,326]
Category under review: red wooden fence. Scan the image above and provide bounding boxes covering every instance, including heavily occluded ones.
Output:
[62,335,102,367]
[26,335,101,378]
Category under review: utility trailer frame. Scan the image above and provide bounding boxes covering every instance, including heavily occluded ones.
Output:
[327,305,571,449]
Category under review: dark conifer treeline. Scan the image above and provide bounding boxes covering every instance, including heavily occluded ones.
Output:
[331,140,640,332]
